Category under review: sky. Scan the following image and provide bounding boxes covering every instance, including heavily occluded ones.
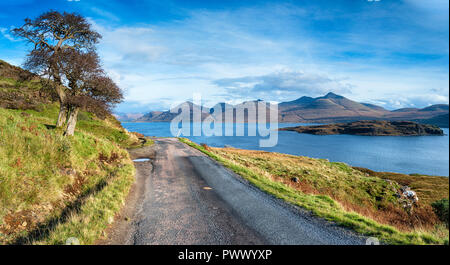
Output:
[0,0,448,113]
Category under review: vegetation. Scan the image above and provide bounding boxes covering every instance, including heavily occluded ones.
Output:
[281,120,444,136]
[179,138,449,245]
[0,12,137,244]
[354,167,449,207]
[0,105,142,244]
[432,199,449,227]
[0,60,52,111]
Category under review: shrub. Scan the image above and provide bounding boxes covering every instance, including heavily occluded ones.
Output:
[432,199,449,226]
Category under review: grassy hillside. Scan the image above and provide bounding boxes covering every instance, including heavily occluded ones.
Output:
[0,60,146,244]
[0,59,53,111]
[179,138,449,245]
[0,105,144,244]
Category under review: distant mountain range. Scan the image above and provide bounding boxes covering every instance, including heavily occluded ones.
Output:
[112,112,145,122]
[121,92,449,127]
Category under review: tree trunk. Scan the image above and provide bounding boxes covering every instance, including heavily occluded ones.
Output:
[56,103,68,128]
[64,107,79,136]
[55,84,68,128]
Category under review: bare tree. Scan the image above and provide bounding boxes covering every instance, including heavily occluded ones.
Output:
[12,11,101,128]
[53,49,123,136]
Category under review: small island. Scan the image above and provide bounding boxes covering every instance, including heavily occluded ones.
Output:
[280,120,444,136]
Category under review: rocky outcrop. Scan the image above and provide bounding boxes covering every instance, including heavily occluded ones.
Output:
[398,186,419,212]
[280,120,444,136]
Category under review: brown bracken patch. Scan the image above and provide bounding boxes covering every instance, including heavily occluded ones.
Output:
[64,175,87,197]
[0,210,34,235]
[99,152,121,164]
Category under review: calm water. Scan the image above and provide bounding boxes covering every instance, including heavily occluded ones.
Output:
[122,122,449,177]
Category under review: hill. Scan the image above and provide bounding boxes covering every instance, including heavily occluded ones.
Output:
[0,59,146,244]
[0,59,53,111]
[385,104,449,122]
[414,113,449,128]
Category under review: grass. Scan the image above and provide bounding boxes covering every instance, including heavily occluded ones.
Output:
[0,105,143,244]
[179,138,449,245]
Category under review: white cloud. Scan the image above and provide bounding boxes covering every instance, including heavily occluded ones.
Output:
[369,94,449,110]
[213,70,354,101]
[0,27,19,42]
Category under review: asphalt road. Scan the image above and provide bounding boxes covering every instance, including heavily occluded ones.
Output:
[103,138,366,245]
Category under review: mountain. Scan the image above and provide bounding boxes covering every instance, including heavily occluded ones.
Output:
[136,101,210,122]
[136,99,276,123]
[413,113,449,128]
[135,92,449,127]
[278,93,448,126]
[278,96,315,110]
[279,92,390,123]
[113,112,144,122]
[361,103,388,112]
[385,104,448,123]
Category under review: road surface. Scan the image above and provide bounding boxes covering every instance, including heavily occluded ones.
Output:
[100,138,366,245]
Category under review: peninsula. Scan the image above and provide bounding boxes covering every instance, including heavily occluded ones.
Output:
[280,120,444,136]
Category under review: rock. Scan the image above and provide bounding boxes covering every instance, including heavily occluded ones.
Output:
[400,186,409,193]
[65,168,76,176]
[397,186,419,211]
[404,190,419,203]
[108,216,114,224]
[291,177,299,183]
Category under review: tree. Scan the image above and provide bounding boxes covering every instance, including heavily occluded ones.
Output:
[12,11,101,128]
[49,49,123,136]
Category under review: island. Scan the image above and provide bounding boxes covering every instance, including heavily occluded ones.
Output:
[280,120,444,136]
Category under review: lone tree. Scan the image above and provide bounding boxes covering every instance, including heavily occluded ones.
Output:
[54,49,123,135]
[12,11,102,128]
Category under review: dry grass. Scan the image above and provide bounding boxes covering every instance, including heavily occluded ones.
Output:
[213,148,445,232]
[354,167,449,206]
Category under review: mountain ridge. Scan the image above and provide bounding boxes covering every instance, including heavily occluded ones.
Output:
[131,93,449,127]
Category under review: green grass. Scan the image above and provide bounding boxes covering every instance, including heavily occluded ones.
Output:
[179,138,448,245]
[0,106,142,244]
[32,162,135,245]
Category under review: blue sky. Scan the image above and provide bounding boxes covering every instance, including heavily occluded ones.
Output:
[0,0,448,113]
